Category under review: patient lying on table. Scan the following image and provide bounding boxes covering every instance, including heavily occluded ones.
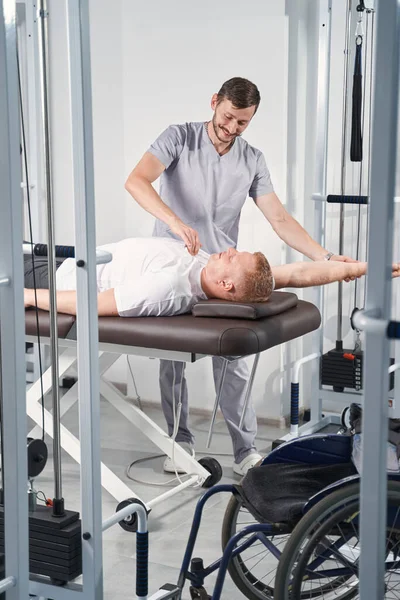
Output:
[23,237,400,317]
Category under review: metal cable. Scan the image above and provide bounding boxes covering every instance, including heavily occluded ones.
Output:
[363,9,375,307]
[354,9,369,309]
[337,0,353,346]
[16,37,46,441]
[37,0,63,500]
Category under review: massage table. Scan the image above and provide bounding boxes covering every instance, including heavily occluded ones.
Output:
[25,291,321,512]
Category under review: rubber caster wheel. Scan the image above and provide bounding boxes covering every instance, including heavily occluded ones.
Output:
[189,586,211,599]
[340,405,350,432]
[198,457,223,488]
[116,498,149,533]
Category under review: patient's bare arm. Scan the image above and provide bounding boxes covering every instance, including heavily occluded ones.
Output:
[24,288,119,316]
[272,261,400,290]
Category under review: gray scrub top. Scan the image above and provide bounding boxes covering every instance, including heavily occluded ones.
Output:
[148,121,274,254]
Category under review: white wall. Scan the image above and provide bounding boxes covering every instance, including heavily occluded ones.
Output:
[89,0,126,244]
[48,0,127,245]
[48,1,74,244]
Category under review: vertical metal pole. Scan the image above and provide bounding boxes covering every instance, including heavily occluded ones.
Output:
[359,1,400,597]
[25,0,45,244]
[336,0,353,346]
[238,354,260,429]
[37,0,63,507]
[66,0,103,596]
[206,359,228,448]
[0,1,30,598]
[311,0,332,422]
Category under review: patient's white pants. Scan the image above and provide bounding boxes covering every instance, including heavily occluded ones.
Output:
[159,357,258,463]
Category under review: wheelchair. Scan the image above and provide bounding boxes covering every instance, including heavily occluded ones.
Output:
[176,432,400,600]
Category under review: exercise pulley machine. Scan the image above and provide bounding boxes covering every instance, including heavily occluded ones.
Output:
[319,0,389,395]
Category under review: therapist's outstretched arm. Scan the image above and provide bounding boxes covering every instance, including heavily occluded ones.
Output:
[255,192,356,263]
[24,288,119,316]
[125,152,201,255]
[272,261,400,290]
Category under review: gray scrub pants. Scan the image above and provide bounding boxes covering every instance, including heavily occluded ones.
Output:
[159,357,257,463]
[23,254,64,288]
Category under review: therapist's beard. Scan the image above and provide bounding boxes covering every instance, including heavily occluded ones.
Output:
[212,114,240,145]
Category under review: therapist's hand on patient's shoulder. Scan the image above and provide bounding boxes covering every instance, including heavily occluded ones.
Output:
[169,217,201,255]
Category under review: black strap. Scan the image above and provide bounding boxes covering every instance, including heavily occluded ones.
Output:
[350,39,363,162]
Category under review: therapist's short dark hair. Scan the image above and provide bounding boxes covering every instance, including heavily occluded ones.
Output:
[236,252,273,303]
[217,78,261,113]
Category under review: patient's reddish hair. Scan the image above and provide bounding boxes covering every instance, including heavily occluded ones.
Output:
[235,252,273,303]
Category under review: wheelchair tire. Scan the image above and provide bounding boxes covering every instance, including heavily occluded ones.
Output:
[221,493,291,600]
[274,480,400,599]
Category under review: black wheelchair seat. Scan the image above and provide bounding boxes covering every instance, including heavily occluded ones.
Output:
[235,460,357,525]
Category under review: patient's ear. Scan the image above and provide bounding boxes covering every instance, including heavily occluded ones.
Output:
[218,279,234,293]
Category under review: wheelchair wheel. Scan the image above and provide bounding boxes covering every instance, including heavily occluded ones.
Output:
[221,493,292,600]
[274,481,400,599]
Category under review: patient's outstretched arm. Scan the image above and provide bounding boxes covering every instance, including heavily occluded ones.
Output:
[24,288,119,316]
[272,261,400,290]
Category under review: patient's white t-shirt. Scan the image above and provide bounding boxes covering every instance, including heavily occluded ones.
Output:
[55,237,208,317]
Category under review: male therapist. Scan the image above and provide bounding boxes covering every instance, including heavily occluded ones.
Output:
[125,77,354,476]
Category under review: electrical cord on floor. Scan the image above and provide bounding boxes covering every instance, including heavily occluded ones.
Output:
[125,360,233,487]
[126,356,143,411]
[125,449,234,487]
[125,455,191,487]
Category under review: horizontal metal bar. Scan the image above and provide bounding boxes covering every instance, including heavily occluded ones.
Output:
[0,277,10,287]
[22,242,112,264]
[389,362,400,373]
[279,413,341,442]
[0,577,16,594]
[312,193,325,202]
[292,352,320,383]
[147,475,200,509]
[314,194,400,204]
[327,194,368,205]
[102,502,147,533]
[352,308,388,334]
[148,588,181,600]
[29,577,83,599]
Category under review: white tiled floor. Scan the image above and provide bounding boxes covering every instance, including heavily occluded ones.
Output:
[28,388,287,599]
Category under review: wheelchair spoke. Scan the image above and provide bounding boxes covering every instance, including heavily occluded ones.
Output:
[386,505,400,555]
[283,490,400,600]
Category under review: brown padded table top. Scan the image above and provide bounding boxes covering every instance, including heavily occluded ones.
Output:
[25,291,321,357]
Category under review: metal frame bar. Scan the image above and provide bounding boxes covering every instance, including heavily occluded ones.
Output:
[307,0,333,432]
[17,0,44,243]
[37,0,65,501]
[336,0,353,344]
[238,353,260,429]
[0,1,30,597]
[356,1,400,595]
[66,0,103,595]
[206,359,228,449]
